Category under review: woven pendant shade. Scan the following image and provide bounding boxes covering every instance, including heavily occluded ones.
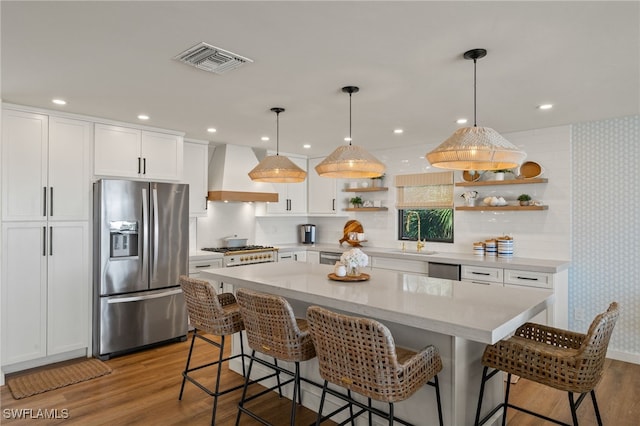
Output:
[316,86,385,179]
[248,154,307,183]
[426,126,526,171]
[249,107,306,183]
[314,145,385,178]
[427,48,525,171]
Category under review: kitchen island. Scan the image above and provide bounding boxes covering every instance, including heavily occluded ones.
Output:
[201,262,554,426]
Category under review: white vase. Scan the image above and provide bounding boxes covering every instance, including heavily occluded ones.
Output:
[466,198,476,206]
[493,172,505,181]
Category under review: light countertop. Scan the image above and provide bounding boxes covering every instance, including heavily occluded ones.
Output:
[275,243,570,273]
[188,249,223,261]
[200,262,553,344]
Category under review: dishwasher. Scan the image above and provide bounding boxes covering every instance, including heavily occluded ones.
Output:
[428,262,461,280]
[319,251,342,265]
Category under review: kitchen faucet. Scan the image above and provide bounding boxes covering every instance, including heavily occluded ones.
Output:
[405,211,425,253]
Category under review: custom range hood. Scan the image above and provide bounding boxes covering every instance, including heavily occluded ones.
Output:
[207,144,279,202]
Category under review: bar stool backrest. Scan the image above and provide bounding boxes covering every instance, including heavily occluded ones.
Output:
[235,288,315,362]
[307,305,407,402]
[179,275,243,336]
[577,302,619,389]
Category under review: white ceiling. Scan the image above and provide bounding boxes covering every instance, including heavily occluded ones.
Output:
[2,1,638,158]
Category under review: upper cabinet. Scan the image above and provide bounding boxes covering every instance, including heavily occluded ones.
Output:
[307,157,339,215]
[1,109,92,221]
[265,155,307,215]
[94,123,183,181]
[183,139,209,217]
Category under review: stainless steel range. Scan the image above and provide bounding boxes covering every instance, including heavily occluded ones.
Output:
[202,245,278,267]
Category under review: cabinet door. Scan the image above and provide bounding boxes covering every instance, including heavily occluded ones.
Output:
[141,131,183,181]
[293,251,307,262]
[183,141,209,216]
[48,117,92,221]
[287,157,307,214]
[47,222,89,355]
[1,222,48,364]
[306,251,320,264]
[308,157,338,214]
[1,110,48,221]
[265,156,307,214]
[94,124,141,177]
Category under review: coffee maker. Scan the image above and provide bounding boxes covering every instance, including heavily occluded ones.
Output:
[300,224,316,244]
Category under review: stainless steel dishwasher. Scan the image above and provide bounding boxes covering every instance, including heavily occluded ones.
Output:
[319,251,342,265]
[428,262,461,280]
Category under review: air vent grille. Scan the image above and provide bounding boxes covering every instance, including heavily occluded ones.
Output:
[173,42,253,74]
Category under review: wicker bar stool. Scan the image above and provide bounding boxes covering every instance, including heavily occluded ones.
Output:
[475,302,619,426]
[307,305,444,426]
[235,288,317,426]
[178,276,247,426]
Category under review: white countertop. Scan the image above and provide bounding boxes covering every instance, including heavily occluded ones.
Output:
[275,243,570,273]
[201,262,553,344]
[188,249,223,261]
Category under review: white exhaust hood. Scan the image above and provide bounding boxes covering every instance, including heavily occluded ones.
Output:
[207,144,279,202]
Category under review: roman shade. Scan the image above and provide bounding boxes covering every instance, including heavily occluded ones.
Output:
[395,172,454,208]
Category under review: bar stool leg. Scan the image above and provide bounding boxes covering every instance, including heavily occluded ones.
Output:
[235,350,256,426]
[434,375,444,426]
[388,402,394,425]
[274,358,283,398]
[568,392,579,426]
[315,381,329,426]
[590,390,603,426]
[210,335,226,426]
[178,330,198,400]
[502,373,512,426]
[347,390,355,425]
[475,366,489,426]
[290,362,300,426]
[239,330,246,377]
[368,398,373,426]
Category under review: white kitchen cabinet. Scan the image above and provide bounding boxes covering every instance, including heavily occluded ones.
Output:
[307,157,338,214]
[1,221,89,365]
[370,256,426,274]
[189,258,222,279]
[183,139,209,217]
[265,156,307,214]
[278,251,307,262]
[460,265,504,285]
[94,123,183,181]
[306,251,320,264]
[1,110,91,221]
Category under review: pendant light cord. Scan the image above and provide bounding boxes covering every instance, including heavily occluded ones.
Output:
[276,111,280,155]
[349,91,353,145]
[473,57,477,128]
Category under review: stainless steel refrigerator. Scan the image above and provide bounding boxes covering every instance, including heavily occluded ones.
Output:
[93,179,189,359]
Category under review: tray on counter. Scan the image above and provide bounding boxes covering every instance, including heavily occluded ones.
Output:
[328,273,370,282]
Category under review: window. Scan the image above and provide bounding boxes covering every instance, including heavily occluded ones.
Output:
[395,171,454,243]
[398,209,454,243]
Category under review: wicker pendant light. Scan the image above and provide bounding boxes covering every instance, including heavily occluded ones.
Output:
[426,49,526,171]
[249,107,307,183]
[315,86,385,178]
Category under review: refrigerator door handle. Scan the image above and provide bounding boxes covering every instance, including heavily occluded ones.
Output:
[152,187,159,280]
[141,188,149,285]
[106,288,182,304]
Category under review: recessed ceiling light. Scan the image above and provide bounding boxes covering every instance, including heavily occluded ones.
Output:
[52,99,66,105]
[207,128,217,133]
[344,137,352,142]
[394,129,403,134]
[538,104,553,110]
[261,136,270,141]
[303,144,311,149]
[138,114,150,120]
[456,118,468,124]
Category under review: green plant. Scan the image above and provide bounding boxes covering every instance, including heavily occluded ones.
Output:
[492,169,513,174]
[350,196,363,206]
[517,194,532,201]
[371,173,385,180]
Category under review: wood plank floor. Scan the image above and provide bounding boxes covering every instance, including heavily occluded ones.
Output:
[1,333,639,425]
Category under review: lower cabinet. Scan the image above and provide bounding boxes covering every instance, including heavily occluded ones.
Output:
[188,258,222,279]
[278,251,307,262]
[1,221,89,366]
[370,256,426,274]
[461,265,568,328]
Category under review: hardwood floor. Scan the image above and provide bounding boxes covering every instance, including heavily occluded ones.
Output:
[1,334,638,425]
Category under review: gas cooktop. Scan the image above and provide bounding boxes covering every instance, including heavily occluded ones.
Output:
[202,245,275,253]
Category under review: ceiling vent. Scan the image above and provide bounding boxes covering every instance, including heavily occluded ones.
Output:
[173,42,253,74]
